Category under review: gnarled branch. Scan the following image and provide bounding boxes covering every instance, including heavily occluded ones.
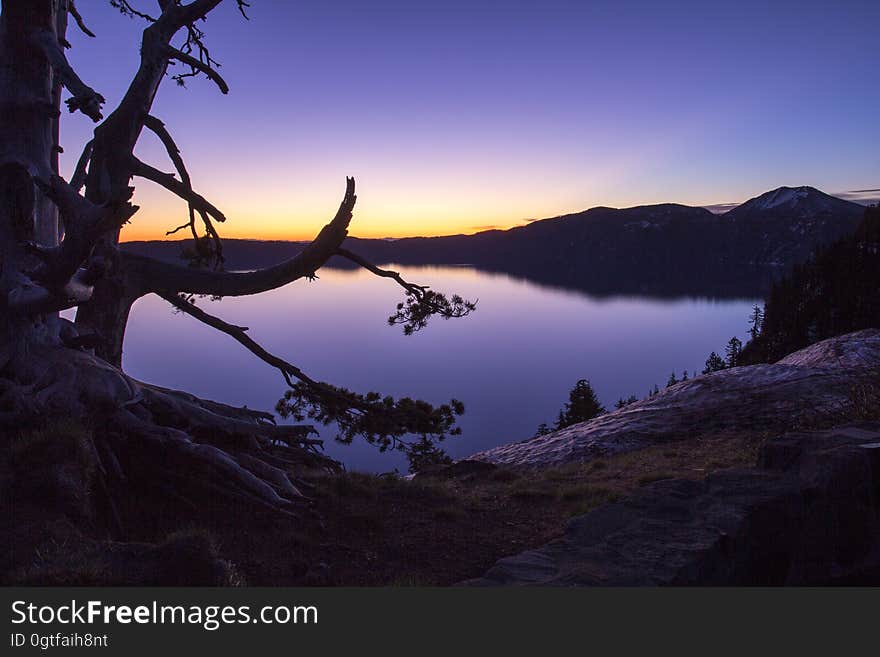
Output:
[143,115,222,263]
[158,291,318,388]
[336,248,429,297]
[70,139,93,193]
[31,175,138,289]
[30,29,104,121]
[109,0,157,22]
[68,1,96,38]
[131,157,227,224]
[123,177,357,297]
[166,46,229,94]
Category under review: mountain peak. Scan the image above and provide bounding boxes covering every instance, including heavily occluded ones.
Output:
[729,186,862,217]
[740,186,820,211]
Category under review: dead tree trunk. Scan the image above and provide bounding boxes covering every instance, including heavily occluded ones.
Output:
[0,0,68,352]
[72,251,136,366]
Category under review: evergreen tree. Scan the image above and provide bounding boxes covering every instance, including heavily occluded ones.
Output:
[748,305,764,341]
[682,370,689,381]
[725,337,743,368]
[666,372,678,388]
[703,352,726,374]
[406,436,453,473]
[533,423,552,437]
[556,409,567,430]
[615,394,638,409]
[555,379,605,429]
[739,206,880,365]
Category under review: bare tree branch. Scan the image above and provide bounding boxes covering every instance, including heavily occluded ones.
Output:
[68,1,97,38]
[30,29,104,121]
[70,139,93,193]
[142,116,222,264]
[158,291,319,388]
[122,177,357,297]
[32,175,138,287]
[143,116,189,184]
[165,219,198,239]
[143,115,200,242]
[335,248,429,297]
[82,0,227,202]
[109,0,157,22]
[131,157,227,224]
[236,1,252,19]
[166,45,229,94]
[166,0,225,28]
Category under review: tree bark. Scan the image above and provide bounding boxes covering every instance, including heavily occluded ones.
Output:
[0,0,67,351]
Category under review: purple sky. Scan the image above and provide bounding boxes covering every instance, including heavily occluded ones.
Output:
[59,1,880,240]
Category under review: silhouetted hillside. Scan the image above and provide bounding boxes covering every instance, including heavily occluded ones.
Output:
[122,186,865,299]
[741,205,880,364]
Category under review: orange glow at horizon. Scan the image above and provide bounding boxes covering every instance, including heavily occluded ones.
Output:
[119,214,533,242]
[115,163,733,243]
[116,177,569,242]
[112,112,773,243]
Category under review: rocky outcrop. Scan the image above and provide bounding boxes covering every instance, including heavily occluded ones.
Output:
[472,330,880,469]
[464,423,880,586]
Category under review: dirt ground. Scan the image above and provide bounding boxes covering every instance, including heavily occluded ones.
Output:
[2,420,769,586]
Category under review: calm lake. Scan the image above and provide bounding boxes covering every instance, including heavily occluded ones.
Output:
[116,265,759,472]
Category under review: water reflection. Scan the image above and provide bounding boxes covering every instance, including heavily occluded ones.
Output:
[120,265,759,472]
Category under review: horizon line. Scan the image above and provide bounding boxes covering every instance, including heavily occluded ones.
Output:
[120,185,878,244]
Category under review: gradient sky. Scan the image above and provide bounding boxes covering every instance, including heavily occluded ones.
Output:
[59,0,880,241]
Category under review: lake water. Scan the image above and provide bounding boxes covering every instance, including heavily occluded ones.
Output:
[118,265,759,472]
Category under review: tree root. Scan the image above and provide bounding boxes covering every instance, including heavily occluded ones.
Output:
[2,344,339,537]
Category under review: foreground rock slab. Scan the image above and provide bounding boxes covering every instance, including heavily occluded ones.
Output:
[472,329,880,468]
[463,423,880,586]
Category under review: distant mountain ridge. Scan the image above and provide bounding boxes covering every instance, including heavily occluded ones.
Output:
[122,186,866,298]
[730,185,857,215]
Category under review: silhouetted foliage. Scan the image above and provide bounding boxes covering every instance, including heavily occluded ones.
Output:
[740,205,880,363]
[615,394,639,409]
[533,423,553,437]
[666,372,679,388]
[553,379,605,430]
[276,383,464,473]
[725,337,743,368]
[748,304,764,341]
[406,436,454,473]
[388,290,476,336]
[703,352,727,374]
